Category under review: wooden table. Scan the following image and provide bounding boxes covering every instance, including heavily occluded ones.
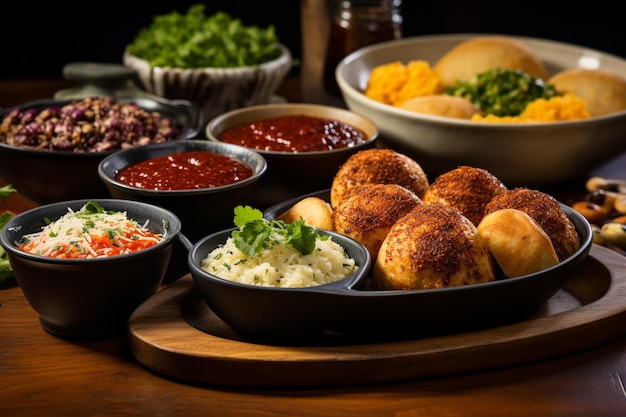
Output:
[2,78,626,417]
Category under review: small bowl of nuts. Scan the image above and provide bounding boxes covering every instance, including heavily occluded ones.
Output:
[0,96,201,204]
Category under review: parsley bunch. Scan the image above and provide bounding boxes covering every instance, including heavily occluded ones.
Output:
[127,5,282,68]
[231,206,326,257]
[0,184,17,283]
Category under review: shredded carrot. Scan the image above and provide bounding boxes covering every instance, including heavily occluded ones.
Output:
[18,202,163,259]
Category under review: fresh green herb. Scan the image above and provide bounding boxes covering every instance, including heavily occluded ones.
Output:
[127,4,282,68]
[0,212,15,282]
[0,184,16,200]
[105,229,117,241]
[231,205,322,257]
[0,184,17,283]
[84,201,105,214]
[445,67,558,117]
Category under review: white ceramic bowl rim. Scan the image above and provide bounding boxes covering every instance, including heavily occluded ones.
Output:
[337,33,626,128]
[206,103,379,156]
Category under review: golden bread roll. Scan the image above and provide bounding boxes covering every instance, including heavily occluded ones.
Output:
[477,209,559,278]
[483,188,580,261]
[548,68,626,117]
[423,166,507,225]
[397,95,482,119]
[330,148,429,208]
[434,36,548,87]
[373,204,496,290]
[333,183,422,259]
[276,196,334,230]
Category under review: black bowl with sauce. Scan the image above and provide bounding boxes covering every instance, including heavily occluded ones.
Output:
[98,140,267,279]
[0,96,202,205]
[206,103,379,206]
[98,140,267,242]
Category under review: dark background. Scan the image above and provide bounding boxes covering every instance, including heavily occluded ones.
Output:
[1,1,624,79]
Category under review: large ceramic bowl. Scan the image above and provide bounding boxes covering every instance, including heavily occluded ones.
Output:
[0,199,181,339]
[336,34,626,186]
[186,227,372,341]
[124,44,293,127]
[206,103,379,205]
[0,96,201,204]
[254,189,594,340]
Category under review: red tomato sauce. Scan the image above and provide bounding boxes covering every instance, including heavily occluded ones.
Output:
[115,151,254,190]
[217,115,368,152]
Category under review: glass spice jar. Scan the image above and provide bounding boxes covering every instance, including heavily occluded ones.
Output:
[322,0,403,98]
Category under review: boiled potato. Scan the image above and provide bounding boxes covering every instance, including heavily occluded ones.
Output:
[398,95,481,119]
[276,197,334,230]
[434,36,548,87]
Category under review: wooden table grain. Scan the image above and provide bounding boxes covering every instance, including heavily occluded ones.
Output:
[2,78,626,417]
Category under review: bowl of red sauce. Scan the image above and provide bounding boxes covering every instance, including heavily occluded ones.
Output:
[97,140,267,243]
[206,103,379,205]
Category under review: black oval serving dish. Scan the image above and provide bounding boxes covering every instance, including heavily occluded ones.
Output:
[185,189,593,341]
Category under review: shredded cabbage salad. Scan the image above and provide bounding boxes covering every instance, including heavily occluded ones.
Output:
[18,201,164,259]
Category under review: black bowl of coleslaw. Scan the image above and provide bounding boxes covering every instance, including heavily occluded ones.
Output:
[0,96,201,204]
[0,198,182,339]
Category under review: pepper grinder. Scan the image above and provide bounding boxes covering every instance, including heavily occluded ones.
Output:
[322,0,403,98]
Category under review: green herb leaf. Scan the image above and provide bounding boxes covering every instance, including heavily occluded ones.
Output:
[233,205,263,227]
[0,209,16,283]
[0,184,16,200]
[127,5,281,68]
[232,218,272,257]
[285,221,318,255]
[84,201,105,214]
[230,205,320,257]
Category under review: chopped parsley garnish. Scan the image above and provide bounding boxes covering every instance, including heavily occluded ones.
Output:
[231,205,324,257]
[445,67,558,117]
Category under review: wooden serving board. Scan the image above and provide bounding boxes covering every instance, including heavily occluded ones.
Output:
[128,245,626,389]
